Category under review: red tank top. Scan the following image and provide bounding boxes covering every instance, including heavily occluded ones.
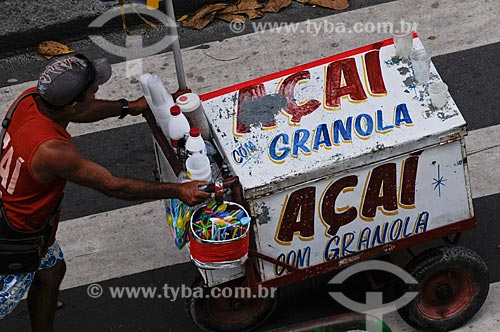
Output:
[0,88,71,245]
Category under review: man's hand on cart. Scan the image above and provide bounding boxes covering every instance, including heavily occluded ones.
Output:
[128,96,149,116]
[177,180,211,206]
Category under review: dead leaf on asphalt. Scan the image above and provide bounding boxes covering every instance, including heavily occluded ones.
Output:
[264,0,292,13]
[217,13,247,23]
[183,0,351,30]
[37,41,75,59]
[221,9,263,20]
[219,0,265,19]
[182,4,228,30]
[428,35,437,40]
[296,0,350,10]
[220,0,265,12]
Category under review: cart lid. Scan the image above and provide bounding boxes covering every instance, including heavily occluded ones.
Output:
[201,37,466,199]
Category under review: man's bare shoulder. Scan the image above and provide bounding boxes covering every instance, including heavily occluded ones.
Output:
[32,139,81,183]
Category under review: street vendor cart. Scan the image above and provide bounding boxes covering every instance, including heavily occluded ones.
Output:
[145,34,489,332]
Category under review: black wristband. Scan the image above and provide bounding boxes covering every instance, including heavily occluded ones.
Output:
[118,99,129,119]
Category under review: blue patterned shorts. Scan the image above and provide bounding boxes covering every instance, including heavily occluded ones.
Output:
[0,241,64,320]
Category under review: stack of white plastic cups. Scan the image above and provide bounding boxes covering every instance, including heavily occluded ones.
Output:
[140,73,174,139]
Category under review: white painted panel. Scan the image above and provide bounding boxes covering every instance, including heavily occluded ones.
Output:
[251,140,471,281]
[203,38,466,199]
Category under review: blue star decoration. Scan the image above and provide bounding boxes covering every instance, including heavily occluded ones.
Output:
[432,164,447,197]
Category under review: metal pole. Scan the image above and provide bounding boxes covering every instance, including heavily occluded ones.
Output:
[165,0,188,91]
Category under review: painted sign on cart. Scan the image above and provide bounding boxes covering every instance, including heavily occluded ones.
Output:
[252,140,470,280]
[201,37,465,198]
[200,37,471,281]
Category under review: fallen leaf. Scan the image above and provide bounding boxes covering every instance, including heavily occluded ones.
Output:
[297,0,350,10]
[37,41,75,59]
[229,9,264,20]
[220,0,265,12]
[427,35,437,40]
[216,13,247,23]
[219,0,265,19]
[182,0,350,31]
[177,15,188,22]
[182,4,228,30]
[264,0,292,13]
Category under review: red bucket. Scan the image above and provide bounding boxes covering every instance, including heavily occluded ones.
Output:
[189,202,250,269]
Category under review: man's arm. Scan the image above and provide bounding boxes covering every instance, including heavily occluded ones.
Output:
[31,139,210,206]
[71,97,148,123]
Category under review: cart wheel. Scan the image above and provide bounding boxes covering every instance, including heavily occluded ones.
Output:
[186,276,279,332]
[398,246,489,332]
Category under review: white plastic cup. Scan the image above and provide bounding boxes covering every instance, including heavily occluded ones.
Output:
[148,75,173,120]
[148,76,166,106]
[140,73,152,98]
[428,82,449,108]
[140,73,154,113]
[391,30,413,58]
[410,49,431,83]
[186,154,212,182]
[140,73,157,121]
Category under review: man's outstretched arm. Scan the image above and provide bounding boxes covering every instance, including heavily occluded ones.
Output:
[71,97,148,123]
[32,139,210,206]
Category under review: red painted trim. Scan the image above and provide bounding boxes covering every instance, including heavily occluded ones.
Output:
[199,34,419,102]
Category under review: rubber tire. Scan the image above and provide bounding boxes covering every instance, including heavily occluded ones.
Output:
[398,246,489,332]
[185,276,280,332]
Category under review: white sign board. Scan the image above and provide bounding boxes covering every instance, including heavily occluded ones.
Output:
[251,140,471,281]
[201,37,466,199]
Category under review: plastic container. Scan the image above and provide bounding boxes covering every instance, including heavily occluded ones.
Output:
[390,30,413,58]
[428,81,449,108]
[185,153,212,182]
[410,49,431,83]
[168,105,190,153]
[141,74,166,131]
[147,75,175,139]
[176,93,211,140]
[189,201,251,269]
[139,73,153,109]
[185,127,207,156]
[149,75,173,118]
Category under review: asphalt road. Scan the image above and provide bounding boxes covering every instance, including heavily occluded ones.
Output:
[0,0,395,87]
